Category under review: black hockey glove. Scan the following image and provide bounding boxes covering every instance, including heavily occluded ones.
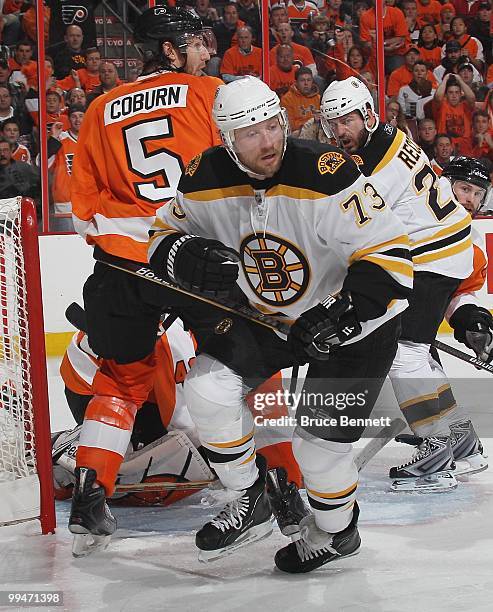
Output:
[450,304,493,363]
[151,234,239,299]
[288,293,362,362]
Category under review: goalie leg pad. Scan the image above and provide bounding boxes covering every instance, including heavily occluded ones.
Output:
[184,354,258,491]
[292,426,357,534]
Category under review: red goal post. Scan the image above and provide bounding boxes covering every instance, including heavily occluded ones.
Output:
[0,197,55,534]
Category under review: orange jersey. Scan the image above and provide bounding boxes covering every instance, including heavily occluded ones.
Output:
[280,84,320,132]
[387,64,437,97]
[418,45,442,69]
[269,65,297,97]
[270,42,315,68]
[57,69,102,93]
[49,132,78,216]
[220,46,263,78]
[11,144,31,164]
[359,6,410,55]
[60,318,197,431]
[447,234,487,320]
[416,0,442,24]
[433,98,473,155]
[71,71,222,263]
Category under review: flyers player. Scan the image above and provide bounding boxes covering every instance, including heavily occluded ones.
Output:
[68,7,224,556]
[320,78,474,492]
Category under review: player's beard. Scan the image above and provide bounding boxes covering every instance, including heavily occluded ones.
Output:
[337,127,367,154]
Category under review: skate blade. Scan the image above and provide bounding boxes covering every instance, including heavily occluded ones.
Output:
[71,531,112,558]
[198,519,274,563]
[453,453,489,478]
[391,471,458,493]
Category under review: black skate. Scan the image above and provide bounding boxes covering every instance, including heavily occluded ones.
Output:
[266,467,310,538]
[390,435,457,492]
[69,467,117,557]
[450,420,488,477]
[196,454,273,562]
[275,502,361,574]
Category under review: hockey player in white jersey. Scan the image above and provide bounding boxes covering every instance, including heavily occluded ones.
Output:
[147,76,413,572]
[320,78,475,492]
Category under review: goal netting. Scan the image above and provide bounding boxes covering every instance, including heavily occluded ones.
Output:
[0,197,55,534]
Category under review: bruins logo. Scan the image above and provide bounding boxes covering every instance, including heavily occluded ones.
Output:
[351,154,364,166]
[240,233,309,307]
[185,153,202,177]
[318,151,346,175]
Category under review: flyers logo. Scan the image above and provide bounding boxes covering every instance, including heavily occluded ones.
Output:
[351,154,364,166]
[61,5,89,25]
[65,153,75,175]
[240,233,309,307]
[185,153,202,177]
[318,151,345,175]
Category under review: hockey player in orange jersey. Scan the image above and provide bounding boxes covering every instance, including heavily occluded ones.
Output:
[68,6,225,556]
[53,312,302,509]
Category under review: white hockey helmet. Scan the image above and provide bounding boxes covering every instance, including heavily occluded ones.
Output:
[213,76,289,176]
[320,77,379,141]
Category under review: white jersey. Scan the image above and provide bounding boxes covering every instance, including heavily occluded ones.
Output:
[351,123,473,280]
[150,139,414,344]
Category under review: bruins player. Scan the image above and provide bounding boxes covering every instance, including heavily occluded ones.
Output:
[148,76,413,573]
[69,7,223,556]
[320,78,474,492]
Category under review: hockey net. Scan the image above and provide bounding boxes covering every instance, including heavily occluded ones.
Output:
[0,197,55,534]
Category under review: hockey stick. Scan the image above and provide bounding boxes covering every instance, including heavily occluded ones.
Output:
[113,418,406,493]
[434,339,493,374]
[354,417,407,472]
[95,250,292,336]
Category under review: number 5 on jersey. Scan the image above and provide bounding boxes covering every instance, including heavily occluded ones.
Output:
[123,116,185,203]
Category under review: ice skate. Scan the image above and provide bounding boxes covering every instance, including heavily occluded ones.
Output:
[390,435,458,492]
[266,467,310,538]
[69,467,117,557]
[450,420,488,477]
[196,455,273,562]
[274,503,360,574]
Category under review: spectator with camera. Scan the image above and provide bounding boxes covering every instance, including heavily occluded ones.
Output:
[433,39,482,82]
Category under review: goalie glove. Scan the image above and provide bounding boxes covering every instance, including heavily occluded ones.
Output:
[450,304,493,363]
[288,293,362,362]
[150,234,239,299]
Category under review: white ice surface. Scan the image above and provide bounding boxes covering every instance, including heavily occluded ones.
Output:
[0,338,492,612]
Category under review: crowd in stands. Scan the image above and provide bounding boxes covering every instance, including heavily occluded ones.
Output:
[0,0,491,230]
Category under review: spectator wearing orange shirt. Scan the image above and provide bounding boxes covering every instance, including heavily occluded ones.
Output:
[281,67,320,133]
[8,41,37,90]
[336,45,375,85]
[445,16,484,72]
[57,48,102,93]
[471,110,493,160]
[430,133,455,174]
[417,24,442,68]
[433,72,476,155]
[270,22,317,76]
[220,26,262,82]
[269,44,297,97]
[487,63,493,85]
[387,47,437,97]
[359,0,410,73]
[286,0,319,28]
[402,0,427,44]
[439,3,456,40]
[416,0,442,25]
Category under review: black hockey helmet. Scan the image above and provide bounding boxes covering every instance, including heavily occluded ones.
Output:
[134,6,203,44]
[442,156,491,191]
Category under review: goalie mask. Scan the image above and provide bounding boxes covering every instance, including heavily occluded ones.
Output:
[442,156,491,216]
[212,76,289,179]
[320,77,379,148]
[134,6,216,73]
